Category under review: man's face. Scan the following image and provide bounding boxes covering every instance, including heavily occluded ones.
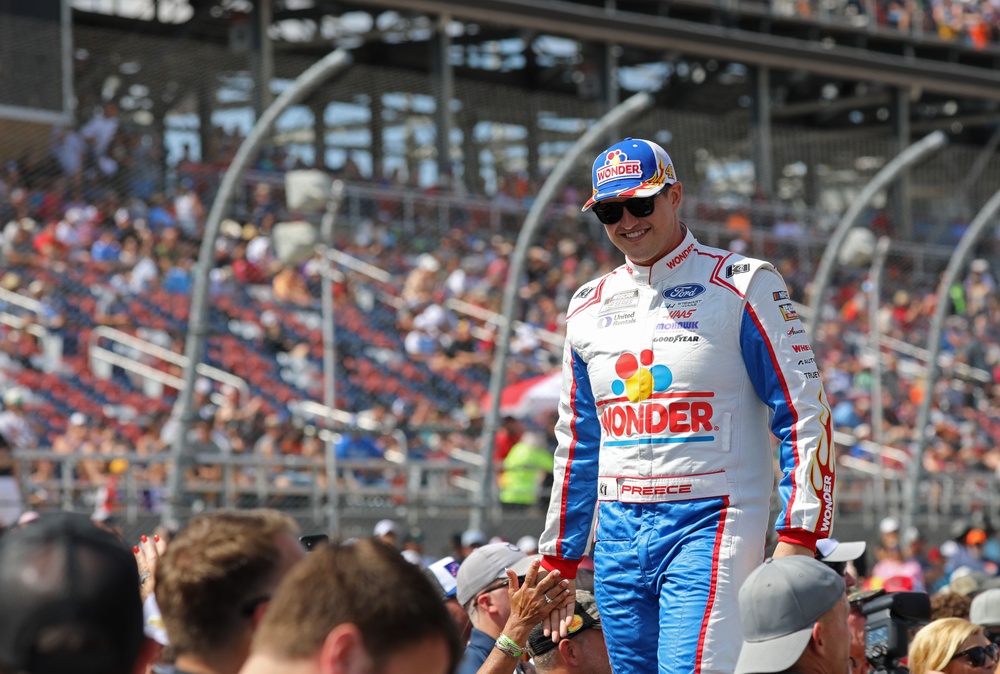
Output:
[824,594,852,674]
[599,183,683,266]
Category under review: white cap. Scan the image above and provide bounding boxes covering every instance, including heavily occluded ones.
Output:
[373,519,400,537]
[879,517,900,534]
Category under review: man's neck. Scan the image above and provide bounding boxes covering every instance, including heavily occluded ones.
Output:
[172,651,243,674]
[473,617,504,640]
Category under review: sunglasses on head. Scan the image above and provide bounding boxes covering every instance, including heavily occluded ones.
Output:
[952,643,999,667]
[592,187,667,225]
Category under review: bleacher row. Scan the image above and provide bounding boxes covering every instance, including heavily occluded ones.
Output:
[2,254,493,449]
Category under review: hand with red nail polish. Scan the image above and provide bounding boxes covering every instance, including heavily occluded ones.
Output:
[134,530,169,602]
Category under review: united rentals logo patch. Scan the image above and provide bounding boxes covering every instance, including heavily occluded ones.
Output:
[595,149,643,186]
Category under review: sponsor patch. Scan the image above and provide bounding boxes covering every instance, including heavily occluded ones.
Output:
[803,371,821,379]
[791,344,811,353]
[772,290,789,301]
[787,327,805,336]
[726,263,751,278]
[779,304,799,321]
[574,286,595,299]
[662,284,706,301]
[662,299,702,309]
[655,321,699,331]
[665,243,695,270]
[652,334,700,343]
[662,309,696,320]
[595,149,642,186]
[599,289,639,316]
[598,311,637,328]
[797,358,815,365]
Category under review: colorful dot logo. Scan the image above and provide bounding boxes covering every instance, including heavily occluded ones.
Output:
[606,149,625,165]
[611,350,672,403]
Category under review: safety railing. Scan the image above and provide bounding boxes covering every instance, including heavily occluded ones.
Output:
[88,326,250,404]
[0,287,63,373]
[14,448,478,525]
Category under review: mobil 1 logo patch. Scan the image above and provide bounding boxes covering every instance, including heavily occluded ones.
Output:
[599,289,639,316]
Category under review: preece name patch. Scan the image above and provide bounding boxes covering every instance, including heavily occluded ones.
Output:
[599,289,639,316]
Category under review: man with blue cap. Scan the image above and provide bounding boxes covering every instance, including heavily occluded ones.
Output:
[538,137,835,674]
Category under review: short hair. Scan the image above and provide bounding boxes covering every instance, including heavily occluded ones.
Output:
[931,592,972,621]
[908,617,984,674]
[252,539,462,671]
[155,509,300,656]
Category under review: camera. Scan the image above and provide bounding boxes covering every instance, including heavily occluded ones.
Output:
[863,591,931,674]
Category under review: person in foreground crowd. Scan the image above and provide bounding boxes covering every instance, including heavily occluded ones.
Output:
[155,509,306,674]
[908,617,999,674]
[539,136,836,674]
[526,591,612,674]
[816,537,866,592]
[735,556,849,674]
[240,538,461,674]
[0,512,156,674]
[969,588,1000,643]
[457,542,571,674]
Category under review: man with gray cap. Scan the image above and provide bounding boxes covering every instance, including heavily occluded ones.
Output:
[736,556,849,674]
[456,542,568,674]
[816,537,866,591]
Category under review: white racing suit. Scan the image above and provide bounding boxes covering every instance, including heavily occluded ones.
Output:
[539,227,835,674]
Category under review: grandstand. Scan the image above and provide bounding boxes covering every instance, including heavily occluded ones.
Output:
[1,0,1000,553]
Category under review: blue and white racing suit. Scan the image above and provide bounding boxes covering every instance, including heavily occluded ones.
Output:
[539,226,835,674]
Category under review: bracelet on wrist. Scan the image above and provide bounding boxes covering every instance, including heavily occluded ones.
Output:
[494,633,524,658]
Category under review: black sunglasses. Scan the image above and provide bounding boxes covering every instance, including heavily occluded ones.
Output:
[823,560,847,576]
[592,188,666,225]
[952,643,999,667]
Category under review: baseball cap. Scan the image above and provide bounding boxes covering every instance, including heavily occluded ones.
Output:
[527,590,601,656]
[816,538,866,563]
[0,513,145,674]
[456,542,539,606]
[735,556,846,674]
[582,137,677,211]
[425,556,462,600]
[971,589,1000,628]
[879,517,900,534]
[373,519,400,537]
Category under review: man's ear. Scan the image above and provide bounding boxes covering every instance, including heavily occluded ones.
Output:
[810,620,826,655]
[667,181,683,207]
[318,624,369,674]
[558,637,580,666]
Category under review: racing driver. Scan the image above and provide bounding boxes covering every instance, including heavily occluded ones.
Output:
[537,137,835,674]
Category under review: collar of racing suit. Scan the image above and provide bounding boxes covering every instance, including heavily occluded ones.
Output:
[625,223,696,287]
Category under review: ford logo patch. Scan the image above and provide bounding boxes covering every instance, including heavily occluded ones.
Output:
[662,284,706,300]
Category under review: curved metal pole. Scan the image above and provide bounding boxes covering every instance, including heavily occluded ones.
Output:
[902,186,1000,537]
[321,181,345,534]
[164,49,352,524]
[471,91,654,531]
[807,131,947,340]
[868,236,891,447]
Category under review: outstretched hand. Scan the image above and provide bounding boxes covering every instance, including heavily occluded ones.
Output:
[133,533,168,602]
[542,576,577,643]
[504,559,571,638]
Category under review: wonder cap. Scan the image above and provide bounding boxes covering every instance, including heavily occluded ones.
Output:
[582,137,676,211]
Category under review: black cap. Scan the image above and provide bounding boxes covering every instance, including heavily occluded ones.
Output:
[0,513,144,674]
[527,590,601,657]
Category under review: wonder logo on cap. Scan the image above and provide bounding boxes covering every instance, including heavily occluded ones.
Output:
[595,149,643,186]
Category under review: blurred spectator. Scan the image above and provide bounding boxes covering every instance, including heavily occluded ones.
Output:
[870,541,926,592]
[499,432,554,510]
[931,592,973,621]
[0,388,38,450]
[240,539,462,674]
[156,509,305,674]
[969,588,1000,642]
[816,538,866,591]
[0,512,154,674]
[425,555,472,643]
[373,518,400,547]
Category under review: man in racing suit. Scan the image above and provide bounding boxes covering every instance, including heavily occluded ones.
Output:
[538,138,835,674]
